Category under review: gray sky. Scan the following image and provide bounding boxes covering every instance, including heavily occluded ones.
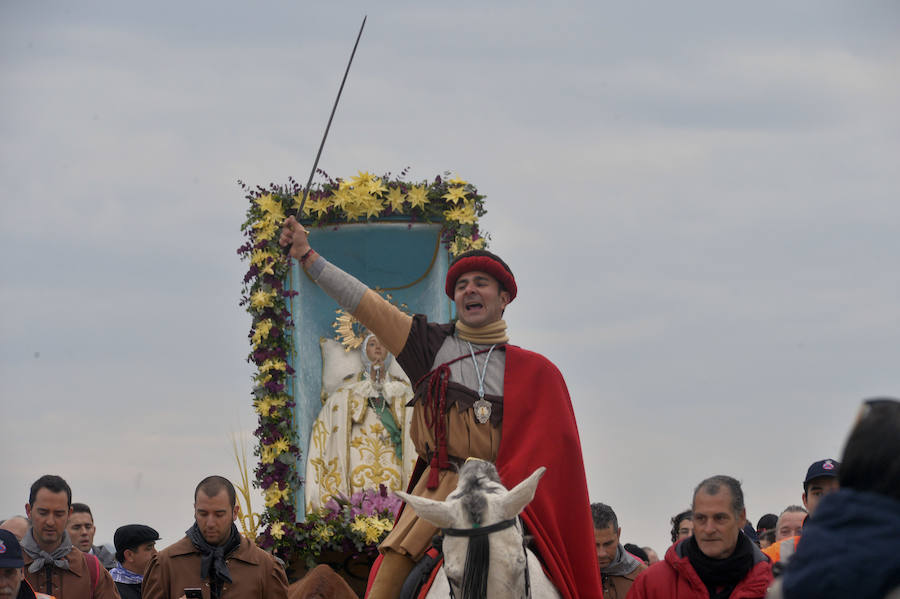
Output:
[2,1,898,557]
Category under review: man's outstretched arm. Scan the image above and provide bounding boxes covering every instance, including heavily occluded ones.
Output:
[279,216,412,356]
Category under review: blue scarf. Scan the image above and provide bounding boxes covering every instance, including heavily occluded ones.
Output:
[110,564,145,584]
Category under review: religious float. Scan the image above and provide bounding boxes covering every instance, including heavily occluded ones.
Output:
[237,169,489,594]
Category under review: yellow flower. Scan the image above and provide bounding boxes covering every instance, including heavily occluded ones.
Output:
[385,187,406,213]
[272,437,290,453]
[448,174,468,186]
[258,259,275,277]
[250,289,277,311]
[259,359,287,373]
[361,195,384,219]
[253,395,286,416]
[292,193,313,216]
[253,398,272,416]
[350,171,375,188]
[343,197,368,221]
[407,185,429,210]
[264,484,289,507]
[252,217,279,241]
[269,522,286,540]
[442,186,468,205]
[251,319,274,347]
[250,250,274,267]
[308,197,330,217]
[444,201,476,225]
[330,187,354,211]
[260,445,276,464]
[255,194,286,221]
[366,177,387,197]
[315,524,334,541]
[449,236,486,256]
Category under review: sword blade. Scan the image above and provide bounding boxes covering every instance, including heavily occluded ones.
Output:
[296,15,367,217]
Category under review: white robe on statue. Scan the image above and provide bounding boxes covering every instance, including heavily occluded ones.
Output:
[305,373,416,512]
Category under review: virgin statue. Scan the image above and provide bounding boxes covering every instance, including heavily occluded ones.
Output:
[305,334,416,512]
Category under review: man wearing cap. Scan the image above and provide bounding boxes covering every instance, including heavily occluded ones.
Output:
[20,474,120,598]
[110,525,160,599]
[281,217,602,599]
[763,459,840,567]
[0,529,40,599]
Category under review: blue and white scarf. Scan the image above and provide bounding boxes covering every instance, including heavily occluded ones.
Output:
[110,564,144,584]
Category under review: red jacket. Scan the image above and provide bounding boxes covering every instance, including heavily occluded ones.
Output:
[627,539,772,599]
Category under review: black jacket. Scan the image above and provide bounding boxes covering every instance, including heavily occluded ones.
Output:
[115,580,143,599]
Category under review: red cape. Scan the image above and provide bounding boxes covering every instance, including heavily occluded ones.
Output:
[497,345,603,599]
[366,345,603,599]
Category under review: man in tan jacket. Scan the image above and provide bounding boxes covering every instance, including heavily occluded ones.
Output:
[142,476,287,599]
[21,475,120,599]
[591,503,647,599]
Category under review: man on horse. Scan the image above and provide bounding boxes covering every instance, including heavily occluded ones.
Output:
[281,217,602,599]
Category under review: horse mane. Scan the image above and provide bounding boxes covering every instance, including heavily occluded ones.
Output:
[456,460,507,598]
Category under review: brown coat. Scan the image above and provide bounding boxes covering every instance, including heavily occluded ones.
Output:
[602,562,647,599]
[142,535,288,599]
[23,546,121,599]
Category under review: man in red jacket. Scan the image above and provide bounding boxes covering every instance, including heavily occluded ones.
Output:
[628,475,772,599]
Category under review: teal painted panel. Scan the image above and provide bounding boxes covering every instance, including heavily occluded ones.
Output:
[286,222,450,517]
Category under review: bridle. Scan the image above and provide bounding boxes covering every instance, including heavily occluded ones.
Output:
[441,516,533,599]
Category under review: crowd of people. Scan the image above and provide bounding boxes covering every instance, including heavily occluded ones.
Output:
[1,225,897,599]
[3,399,898,599]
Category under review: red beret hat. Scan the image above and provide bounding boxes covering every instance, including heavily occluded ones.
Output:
[445,250,517,301]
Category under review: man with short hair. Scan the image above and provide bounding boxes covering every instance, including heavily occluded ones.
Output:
[110,525,160,599]
[670,509,693,545]
[0,529,39,599]
[142,476,287,599]
[763,459,840,566]
[281,219,602,598]
[68,503,117,569]
[628,475,773,598]
[774,506,806,542]
[20,474,120,598]
[590,503,646,598]
[641,547,659,565]
[0,517,29,542]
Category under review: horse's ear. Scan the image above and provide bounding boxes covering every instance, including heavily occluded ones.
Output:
[498,466,546,521]
[396,490,455,529]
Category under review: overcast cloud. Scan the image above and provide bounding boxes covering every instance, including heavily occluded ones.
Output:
[2,1,899,556]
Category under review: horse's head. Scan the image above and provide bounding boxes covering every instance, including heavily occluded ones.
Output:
[397,460,546,597]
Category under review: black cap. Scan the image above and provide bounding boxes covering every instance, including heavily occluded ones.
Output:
[114,524,160,556]
[756,513,778,532]
[804,459,840,485]
[0,530,24,568]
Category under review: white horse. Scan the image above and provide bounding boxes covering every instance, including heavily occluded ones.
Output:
[397,460,561,599]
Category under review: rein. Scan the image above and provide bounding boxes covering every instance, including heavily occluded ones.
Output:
[443,518,516,537]
[441,517,533,599]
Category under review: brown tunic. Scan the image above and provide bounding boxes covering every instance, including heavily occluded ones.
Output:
[379,316,504,559]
